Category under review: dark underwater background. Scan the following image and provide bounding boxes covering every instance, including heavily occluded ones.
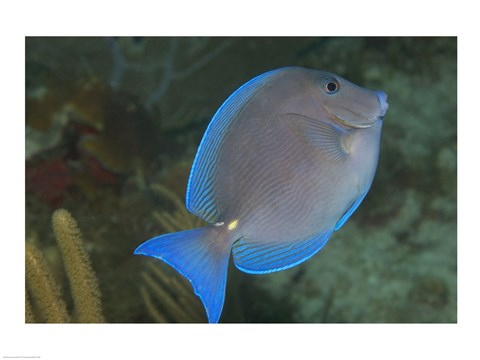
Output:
[25,37,457,323]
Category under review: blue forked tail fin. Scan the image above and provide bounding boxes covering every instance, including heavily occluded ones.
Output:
[134,226,230,323]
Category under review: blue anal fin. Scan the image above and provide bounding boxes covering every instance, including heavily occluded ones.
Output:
[232,229,333,274]
[134,226,230,323]
[334,191,369,231]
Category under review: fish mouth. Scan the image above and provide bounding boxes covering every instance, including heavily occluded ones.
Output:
[331,113,376,129]
[326,108,376,129]
[376,90,389,117]
[327,95,388,128]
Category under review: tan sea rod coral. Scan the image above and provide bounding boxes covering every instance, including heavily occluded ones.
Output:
[26,209,105,323]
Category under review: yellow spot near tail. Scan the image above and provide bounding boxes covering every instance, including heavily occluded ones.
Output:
[227,220,238,231]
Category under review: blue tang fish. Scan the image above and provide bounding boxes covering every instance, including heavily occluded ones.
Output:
[135,67,389,323]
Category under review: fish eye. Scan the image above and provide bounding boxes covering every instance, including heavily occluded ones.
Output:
[323,78,340,94]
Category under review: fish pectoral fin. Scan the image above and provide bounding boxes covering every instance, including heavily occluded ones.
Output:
[232,229,333,274]
[284,113,350,164]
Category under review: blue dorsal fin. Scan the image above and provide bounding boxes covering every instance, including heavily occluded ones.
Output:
[186,69,280,222]
[335,190,369,231]
[285,113,350,164]
[232,229,333,274]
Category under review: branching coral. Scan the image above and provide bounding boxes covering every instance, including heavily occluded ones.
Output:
[26,209,105,323]
[140,261,205,323]
[105,37,236,112]
[138,184,207,322]
[150,183,205,232]
[25,241,70,323]
[52,209,105,322]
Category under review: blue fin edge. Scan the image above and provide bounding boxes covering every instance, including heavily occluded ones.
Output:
[134,227,230,323]
[232,229,333,274]
[334,190,369,231]
[185,69,281,222]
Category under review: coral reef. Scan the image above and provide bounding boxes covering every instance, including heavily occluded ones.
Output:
[25,241,70,323]
[140,260,206,323]
[150,183,205,232]
[25,37,456,323]
[26,158,75,207]
[26,209,105,323]
[52,209,105,322]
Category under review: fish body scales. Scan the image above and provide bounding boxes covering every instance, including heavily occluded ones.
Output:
[135,67,389,323]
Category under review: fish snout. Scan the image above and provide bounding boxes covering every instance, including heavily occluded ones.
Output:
[375,90,389,117]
